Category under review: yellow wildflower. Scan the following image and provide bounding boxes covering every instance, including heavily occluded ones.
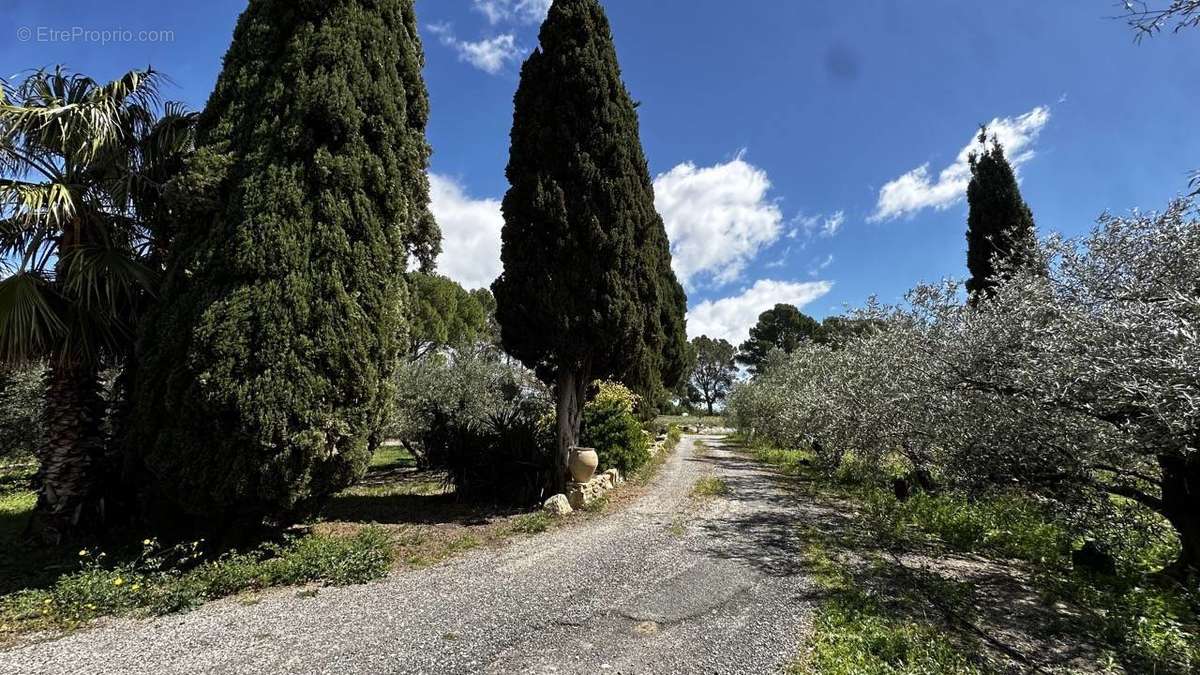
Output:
[132,584,141,591]
[78,549,87,556]
[42,598,51,605]
[143,539,152,546]
[113,577,124,586]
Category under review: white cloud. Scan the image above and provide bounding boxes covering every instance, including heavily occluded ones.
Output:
[427,23,522,74]
[473,0,552,24]
[869,105,1051,222]
[820,211,844,237]
[788,210,844,241]
[428,174,504,290]
[687,279,834,345]
[654,155,784,289]
[765,247,790,269]
[808,254,834,277]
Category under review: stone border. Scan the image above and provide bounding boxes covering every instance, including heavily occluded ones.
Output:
[542,432,674,515]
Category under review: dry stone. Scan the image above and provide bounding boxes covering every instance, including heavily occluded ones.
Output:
[565,469,622,509]
[542,493,572,516]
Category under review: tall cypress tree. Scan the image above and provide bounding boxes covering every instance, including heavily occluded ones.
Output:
[492,0,687,491]
[965,129,1037,300]
[126,0,437,533]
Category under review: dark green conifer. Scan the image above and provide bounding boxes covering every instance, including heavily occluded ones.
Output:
[965,129,1038,300]
[736,304,821,374]
[127,0,437,532]
[491,0,687,491]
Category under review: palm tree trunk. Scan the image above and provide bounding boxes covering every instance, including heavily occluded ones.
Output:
[29,357,107,544]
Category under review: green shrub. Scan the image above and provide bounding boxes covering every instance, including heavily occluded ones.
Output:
[591,380,640,413]
[399,351,555,505]
[666,424,682,449]
[431,403,555,506]
[581,397,649,475]
[257,527,393,587]
[0,363,45,464]
[393,352,550,469]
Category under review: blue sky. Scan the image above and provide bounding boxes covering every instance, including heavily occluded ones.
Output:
[5,1,1197,344]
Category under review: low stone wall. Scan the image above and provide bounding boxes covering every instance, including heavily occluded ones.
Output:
[566,468,623,509]
[542,468,622,515]
[541,434,674,516]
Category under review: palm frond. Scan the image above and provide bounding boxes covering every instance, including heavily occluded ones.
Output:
[0,178,77,227]
[0,67,164,169]
[0,65,192,363]
[0,271,66,363]
[59,242,156,312]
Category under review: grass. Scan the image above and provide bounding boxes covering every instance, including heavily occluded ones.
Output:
[0,460,65,596]
[582,494,611,512]
[668,516,687,538]
[0,430,676,641]
[858,490,1070,566]
[369,444,417,471]
[750,444,814,476]
[655,414,724,429]
[746,437,1200,674]
[0,443,518,639]
[510,512,552,534]
[793,537,984,675]
[0,528,393,638]
[691,476,730,498]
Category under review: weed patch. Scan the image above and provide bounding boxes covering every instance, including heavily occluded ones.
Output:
[793,539,984,674]
[511,512,552,534]
[691,476,730,498]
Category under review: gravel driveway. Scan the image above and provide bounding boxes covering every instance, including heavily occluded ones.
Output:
[0,435,816,674]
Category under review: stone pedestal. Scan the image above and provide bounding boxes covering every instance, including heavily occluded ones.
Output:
[566,468,622,509]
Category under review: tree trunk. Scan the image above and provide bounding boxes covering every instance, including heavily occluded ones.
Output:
[1159,453,1200,579]
[552,369,588,494]
[29,358,108,544]
[706,398,714,416]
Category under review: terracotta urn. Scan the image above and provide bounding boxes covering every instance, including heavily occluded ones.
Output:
[568,447,599,483]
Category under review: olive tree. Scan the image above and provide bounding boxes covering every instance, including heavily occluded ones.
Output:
[731,199,1200,577]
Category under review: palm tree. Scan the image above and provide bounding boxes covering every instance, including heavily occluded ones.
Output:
[0,67,195,543]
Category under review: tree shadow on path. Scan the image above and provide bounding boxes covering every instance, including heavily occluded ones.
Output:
[686,436,1118,674]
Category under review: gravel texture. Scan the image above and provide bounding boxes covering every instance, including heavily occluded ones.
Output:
[0,435,815,674]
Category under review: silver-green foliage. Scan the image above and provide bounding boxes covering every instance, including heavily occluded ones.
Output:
[391,352,551,467]
[729,199,1200,574]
